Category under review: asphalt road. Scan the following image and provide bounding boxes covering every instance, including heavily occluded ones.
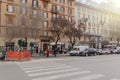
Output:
[1,54,120,80]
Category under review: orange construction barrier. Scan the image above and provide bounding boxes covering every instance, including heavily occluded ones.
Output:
[6,51,31,61]
[20,51,31,61]
[6,51,20,61]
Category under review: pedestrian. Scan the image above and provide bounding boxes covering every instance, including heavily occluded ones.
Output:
[45,49,50,57]
[39,49,44,56]
[53,48,57,57]
[0,49,6,60]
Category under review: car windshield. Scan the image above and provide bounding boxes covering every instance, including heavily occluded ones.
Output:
[84,48,88,51]
[88,48,95,51]
[72,48,79,51]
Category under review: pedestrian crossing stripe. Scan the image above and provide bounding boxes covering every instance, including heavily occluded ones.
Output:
[22,64,67,70]
[18,62,107,80]
[72,74,104,80]
[32,71,91,80]
[25,66,72,73]
[28,68,80,77]
[17,59,64,64]
[20,62,66,69]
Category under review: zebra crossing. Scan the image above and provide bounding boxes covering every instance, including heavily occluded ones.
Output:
[17,62,118,80]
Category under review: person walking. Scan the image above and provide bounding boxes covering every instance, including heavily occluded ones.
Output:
[0,49,6,60]
[45,49,49,58]
[53,48,57,57]
[39,49,44,56]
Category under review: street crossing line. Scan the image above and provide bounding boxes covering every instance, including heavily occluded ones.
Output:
[22,64,66,70]
[20,62,66,69]
[71,74,104,80]
[28,68,80,77]
[17,58,64,64]
[111,79,120,80]
[32,71,91,80]
[25,66,72,73]
[18,61,107,80]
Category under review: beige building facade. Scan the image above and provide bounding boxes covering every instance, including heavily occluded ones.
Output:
[0,0,75,50]
[75,2,120,48]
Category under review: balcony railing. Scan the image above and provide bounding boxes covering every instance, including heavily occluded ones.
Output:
[51,9,59,14]
[41,0,50,2]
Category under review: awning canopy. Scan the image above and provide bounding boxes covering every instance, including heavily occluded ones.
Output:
[50,42,65,45]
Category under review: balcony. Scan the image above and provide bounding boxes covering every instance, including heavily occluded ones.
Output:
[41,0,50,2]
[50,9,59,14]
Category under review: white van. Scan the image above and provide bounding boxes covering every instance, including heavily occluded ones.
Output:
[69,45,89,56]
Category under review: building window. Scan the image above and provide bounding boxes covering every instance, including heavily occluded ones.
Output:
[68,8,72,14]
[51,5,57,12]
[43,12,48,18]
[32,0,38,7]
[52,0,57,2]
[52,14,57,19]
[68,17,72,22]
[7,5,14,12]
[43,2,48,9]
[33,10,37,18]
[7,0,13,2]
[6,15,14,25]
[60,7,65,13]
[43,31,47,36]
[60,0,65,4]
[77,12,80,18]
[21,0,27,3]
[68,0,72,6]
[21,8,26,14]
[61,15,65,19]
[43,21,48,28]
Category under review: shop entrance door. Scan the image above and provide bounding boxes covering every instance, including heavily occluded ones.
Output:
[43,43,48,51]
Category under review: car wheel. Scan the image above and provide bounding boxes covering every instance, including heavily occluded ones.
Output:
[75,53,78,56]
[94,53,97,56]
[85,53,88,56]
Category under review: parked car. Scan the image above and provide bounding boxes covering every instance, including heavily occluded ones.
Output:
[69,45,89,56]
[101,48,112,55]
[0,52,2,58]
[113,49,120,54]
[97,49,103,55]
[62,49,68,54]
[82,48,97,56]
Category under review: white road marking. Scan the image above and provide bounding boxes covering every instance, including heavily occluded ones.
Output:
[111,79,120,80]
[22,64,66,70]
[17,59,64,64]
[20,62,65,69]
[29,68,80,77]
[72,74,104,80]
[32,71,91,80]
[25,66,72,73]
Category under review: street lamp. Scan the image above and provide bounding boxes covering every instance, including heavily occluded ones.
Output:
[99,20,105,48]
[82,17,88,43]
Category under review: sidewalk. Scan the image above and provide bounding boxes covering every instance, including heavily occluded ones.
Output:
[0,53,69,62]
[31,53,69,60]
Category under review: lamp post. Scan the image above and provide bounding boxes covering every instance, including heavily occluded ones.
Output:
[82,17,88,43]
[100,20,105,48]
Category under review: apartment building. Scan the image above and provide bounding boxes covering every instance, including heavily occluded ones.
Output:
[75,2,120,48]
[0,0,75,50]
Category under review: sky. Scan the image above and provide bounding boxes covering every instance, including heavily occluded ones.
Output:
[76,0,120,13]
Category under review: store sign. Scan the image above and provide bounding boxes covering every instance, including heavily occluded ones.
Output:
[6,42,14,46]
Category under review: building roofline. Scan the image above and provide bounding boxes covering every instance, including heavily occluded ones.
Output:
[75,2,120,16]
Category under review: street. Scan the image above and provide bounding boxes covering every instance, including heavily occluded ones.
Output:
[1,54,120,80]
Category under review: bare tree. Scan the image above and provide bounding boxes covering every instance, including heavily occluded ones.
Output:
[76,20,85,41]
[17,4,43,45]
[115,27,120,46]
[64,21,78,48]
[6,26,16,41]
[49,16,68,48]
